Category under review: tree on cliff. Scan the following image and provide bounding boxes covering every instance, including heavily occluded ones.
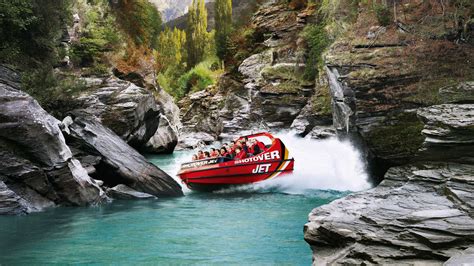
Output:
[157,27,186,72]
[0,0,70,68]
[186,0,209,68]
[215,0,232,62]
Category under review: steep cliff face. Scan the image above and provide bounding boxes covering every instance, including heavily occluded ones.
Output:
[178,2,327,147]
[304,1,474,264]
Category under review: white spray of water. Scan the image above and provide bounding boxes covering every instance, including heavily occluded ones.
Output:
[250,132,371,194]
[168,132,371,195]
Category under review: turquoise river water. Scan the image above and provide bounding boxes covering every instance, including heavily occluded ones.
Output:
[0,135,369,265]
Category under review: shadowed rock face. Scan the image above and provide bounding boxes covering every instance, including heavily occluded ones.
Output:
[0,182,28,215]
[64,115,183,197]
[304,163,474,264]
[72,76,180,154]
[0,66,107,214]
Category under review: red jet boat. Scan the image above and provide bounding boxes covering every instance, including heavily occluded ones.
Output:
[178,132,294,192]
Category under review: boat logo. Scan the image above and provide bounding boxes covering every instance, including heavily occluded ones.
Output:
[181,158,219,169]
[252,163,271,174]
[235,151,280,164]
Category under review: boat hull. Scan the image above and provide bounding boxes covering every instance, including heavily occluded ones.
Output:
[178,134,294,192]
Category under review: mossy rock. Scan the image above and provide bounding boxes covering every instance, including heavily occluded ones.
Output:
[260,81,300,94]
[364,112,425,163]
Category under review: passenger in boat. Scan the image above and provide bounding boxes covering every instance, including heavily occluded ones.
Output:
[217,147,231,162]
[249,139,261,155]
[239,139,249,153]
[204,151,211,158]
[219,147,231,158]
[210,148,219,158]
[234,147,247,160]
[229,141,237,157]
[192,154,198,161]
[197,150,205,160]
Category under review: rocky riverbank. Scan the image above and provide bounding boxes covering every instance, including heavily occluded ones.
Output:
[303,1,474,263]
[0,65,183,215]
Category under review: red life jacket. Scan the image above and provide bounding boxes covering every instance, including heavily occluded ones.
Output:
[198,154,205,160]
[257,141,266,151]
[235,150,247,160]
[248,145,255,154]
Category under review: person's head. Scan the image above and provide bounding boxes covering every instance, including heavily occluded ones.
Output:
[211,148,216,152]
[204,151,210,157]
[235,147,242,154]
[192,154,198,160]
[220,147,227,155]
[198,150,203,155]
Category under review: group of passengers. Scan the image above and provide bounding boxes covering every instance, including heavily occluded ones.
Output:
[191,137,266,161]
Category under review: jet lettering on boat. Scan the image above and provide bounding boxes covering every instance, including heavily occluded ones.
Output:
[235,151,280,164]
[252,163,271,174]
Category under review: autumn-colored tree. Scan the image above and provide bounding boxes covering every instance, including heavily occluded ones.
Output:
[111,0,162,48]
[215,0,232,62]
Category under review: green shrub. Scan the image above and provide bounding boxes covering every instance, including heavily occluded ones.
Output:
[374,4,392,26]
[22,70,86,115]
[177,63,214,96]
[301,24,331,81]
[0,0,71,68]
[71,3,121,68]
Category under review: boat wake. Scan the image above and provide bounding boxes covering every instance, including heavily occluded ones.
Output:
[215,132,370,194]
[165,132,371,195]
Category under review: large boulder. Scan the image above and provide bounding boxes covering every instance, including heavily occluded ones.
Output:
[63,115,183,197]
[304,163,474,264]
[0,65,107,214]
[72,76,180,154]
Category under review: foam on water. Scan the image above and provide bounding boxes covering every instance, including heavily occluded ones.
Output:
[249,132,371,194]
[160,132,371,195]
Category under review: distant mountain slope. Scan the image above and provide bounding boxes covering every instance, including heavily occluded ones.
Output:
[149,0,211,22]
[165,0,264,30]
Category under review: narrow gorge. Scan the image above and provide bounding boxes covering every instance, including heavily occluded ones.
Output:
[0,0,473,264]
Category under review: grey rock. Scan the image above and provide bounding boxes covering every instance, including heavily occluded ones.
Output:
[304,163,474,265]
[439,82,474,104]
[0,181,28,215]
[238,50,273,86]
[65,116,183,197]
[0,66,107,214]
[107,184,156,200]
[307,126,336,140]
[73,77,180,154]
[417,104,474,164]
[176,131,217,150]
[444,247,474,266]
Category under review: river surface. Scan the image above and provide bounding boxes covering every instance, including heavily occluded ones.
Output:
[0,135,369,265]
